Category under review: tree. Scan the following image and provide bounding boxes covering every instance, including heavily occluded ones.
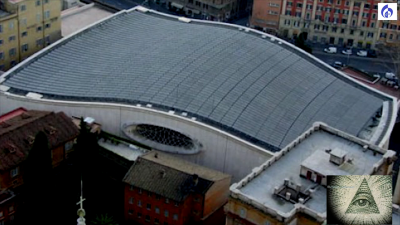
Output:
[295,32,313,54]
[90,213,118,225]
[18,131,53,224]
[376,43,400,80]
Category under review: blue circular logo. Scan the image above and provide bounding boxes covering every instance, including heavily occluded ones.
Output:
[381,4,394,18]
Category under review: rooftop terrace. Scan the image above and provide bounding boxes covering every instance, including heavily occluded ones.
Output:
[233,123,396,219]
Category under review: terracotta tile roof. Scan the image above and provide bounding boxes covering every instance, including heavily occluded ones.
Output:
[123,151,231,202]
[0,110,80,171]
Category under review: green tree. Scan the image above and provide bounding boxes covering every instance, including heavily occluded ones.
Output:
[90,213,118,225]
[295,32,313,54]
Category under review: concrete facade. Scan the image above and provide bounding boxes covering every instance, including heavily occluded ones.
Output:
[0,93,273,183]
[250,0,282,34]
[0,0,62,71]
[272,0,389,49]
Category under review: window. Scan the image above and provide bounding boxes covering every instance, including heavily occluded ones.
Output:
[361,21,366,27]
[341,18,347,24]
[295,12,301,17]
[22,31,27,37]
[164,210,169,217]
[0,65,4,71]
[173,214,178,220]
[370,22,374,28]
[163,222,168,225]
[284,19,290,25]
[20,5,26,11]
[341,28,345,33]
[138,189,142,194]
[155,207,160,214]
[165,198,169,204]
[353,2,360,7]
[65,141,73,151]
[0,52,3,60]
[128,209,133,215]
[37,26,42,32]
[352,20,356,26]
[372,13,376,19]
[9,36,16,41]
[129,197,134,204]
[137,212,142,218]
[0,220,4,225]
[269,3,279,7]
[293,21,300,27]
[332,27,337,32]
[138,200,142,207]
[360,31,364,36]
[353,11,358,16]
[363,13,368,18]
[373,4,377,10]
[336,0,340,4]
[343,10,349,15]
[130,185,134,191]
[37,13,41,22]
[44,0,49,4]
[36,0,41,6]
[146,204,151,210]
[174,202,179,207]
[269,11,279,15]
[389,34,393,39]
[314,24,320,30]
[44,11,50,19]
[9,48,16,57]
[328,0,333,4]
[285,10,291,15]
[315,15,322,20]
[367,32,374,38]
[324,15,330,22]
[145,215,150,222]
[296,3,302,7]
[335,9,340,14]
[239,208,246,218]
[287,2,293,6]
[350,29,354,35]
[155,195,160,200]
[0,25,2,33]
[155,218,159,224]
[364,3,370,9]
[307,4,312,9]
[345,1,349,6]
[0,40,2,46]
[306,13,310,19]
[11,167,18,177]
[147,192,152,198]
[0,212,2,217]
[326,7,331,12]
[9,21,14,29]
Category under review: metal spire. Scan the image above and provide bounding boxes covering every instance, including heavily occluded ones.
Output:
[77,176,86,225]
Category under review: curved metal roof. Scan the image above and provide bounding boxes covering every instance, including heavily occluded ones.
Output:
[1,9,393,151]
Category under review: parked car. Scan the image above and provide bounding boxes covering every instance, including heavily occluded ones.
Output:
[356,50,367,57]
[385,72,396,80]
[342,49,352,55]
[324,47,337,54]
[332,61,345,68]
[367,50,377,58]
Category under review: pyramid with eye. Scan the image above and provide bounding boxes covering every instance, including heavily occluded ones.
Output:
[345,178,380,214]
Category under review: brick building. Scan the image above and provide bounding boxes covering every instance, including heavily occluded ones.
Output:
[123,151,231,225]
[0,108,79,190]
[250,0,282,34]
[0,190,15,224]
[251,0,399,49]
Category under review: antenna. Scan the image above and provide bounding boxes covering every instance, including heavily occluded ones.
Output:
[77,175,86,225]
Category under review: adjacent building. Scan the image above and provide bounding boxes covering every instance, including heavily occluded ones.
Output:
[0,0,62,71]
[225,122,397,225]
[251,0,399,49]
[123,151,231,225]
[0,189,15,224]
[0,108,79,190]
[166,0,238,21]
[377,6,400,46]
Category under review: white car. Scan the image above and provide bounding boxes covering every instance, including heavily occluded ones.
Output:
[357,50,367,57]
[324,47,337,54]
[342,49,352,55]
[385,72,396,80]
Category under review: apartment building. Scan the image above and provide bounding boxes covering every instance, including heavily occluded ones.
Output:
[166,0,238,21]
[0,0,61,71]
[250,0,282,34]
[378,7,400,46]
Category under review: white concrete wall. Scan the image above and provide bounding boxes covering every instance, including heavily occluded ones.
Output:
[0,93,274,183]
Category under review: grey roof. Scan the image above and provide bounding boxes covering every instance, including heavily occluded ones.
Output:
[1,9,392,151]
[0,9,11,18]
[123,151,218,202]
[239,129,388,214]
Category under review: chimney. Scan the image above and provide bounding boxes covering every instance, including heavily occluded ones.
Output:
[298,198,304,204]
[284,178,289,186]
[296,184,302,193]
[192,174,199,186]
[325,149,332,153]
[159,170,166,178]
[274,186,279,194]
[154,153,158,158]
[285,192,291,201]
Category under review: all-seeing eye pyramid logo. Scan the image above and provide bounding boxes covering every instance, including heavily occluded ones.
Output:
[345,178,380,214]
